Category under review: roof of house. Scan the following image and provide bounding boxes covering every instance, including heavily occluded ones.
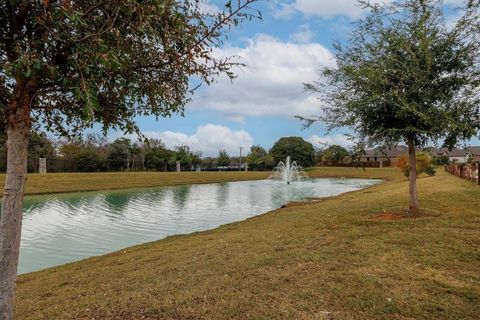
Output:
[360,145,480,159]
[431,147,470,157]
[468,146,480,156]
[444,149,469,157]
[360,145,409,158]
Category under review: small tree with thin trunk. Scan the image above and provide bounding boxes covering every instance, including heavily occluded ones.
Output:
[302,0,480,212]
[0,1,259,318]
[217,149,231,167]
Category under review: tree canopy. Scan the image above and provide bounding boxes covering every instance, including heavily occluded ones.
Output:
[319,145,349,163]
[270,137,316,167]
[305,0,480,149]
[246,145,269,170]
[217,149,230,167]
[106,138,131,171]
[0,0,260,136]
[302,0,480,210]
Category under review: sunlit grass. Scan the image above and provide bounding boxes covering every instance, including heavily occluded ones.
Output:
[15,167,480,319]
[0,171,270,196]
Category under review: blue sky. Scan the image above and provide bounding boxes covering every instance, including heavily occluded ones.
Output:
[114,0,471,157]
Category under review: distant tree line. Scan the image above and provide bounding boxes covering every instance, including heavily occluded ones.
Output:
[0,134,321,173]
[0,131,455,173]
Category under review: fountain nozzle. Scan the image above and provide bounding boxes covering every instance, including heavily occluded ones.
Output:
[269,156,308,183]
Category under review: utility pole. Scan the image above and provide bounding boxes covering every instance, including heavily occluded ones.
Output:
[239,146,244,171]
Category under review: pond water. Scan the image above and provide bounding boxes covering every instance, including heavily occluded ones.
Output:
[19,178,380,274]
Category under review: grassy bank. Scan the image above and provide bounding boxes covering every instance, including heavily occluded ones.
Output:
[0,171,270,195]
[0,167,397,196]
[15,167,480,319]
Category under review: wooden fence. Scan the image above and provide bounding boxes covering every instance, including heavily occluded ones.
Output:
[445,163,480,184]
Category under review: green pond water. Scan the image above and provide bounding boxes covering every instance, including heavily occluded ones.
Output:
[19,178,380,274]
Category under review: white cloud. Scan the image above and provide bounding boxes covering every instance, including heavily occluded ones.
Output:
[141,124,253,156]
[444,0,469,30]
[444,0,467,6]
[307,134,352,149]
[290,24,314,43]
[275,0,468,21]
[223,114,246,124]
[194,0,220,14]
[189,34,335,120]
[274,0,392,19]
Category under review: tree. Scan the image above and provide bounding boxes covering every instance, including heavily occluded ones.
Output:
[202,157,217,170]
[246,145,268,170]
[74,148,104,172]
[0,1,260,317]
[263,154,276,170]
[217,149,231,167]
[270,137,316,167]
[144,146,172,171]
[107,138,131,171]
[319,145,349,163]
[0,132,56,172]
[58,138,84,160]
[129,142,144,171]
[27,133,56,172]
[302,0,480,212]
[191,151,203,169]
[174,145,194,170]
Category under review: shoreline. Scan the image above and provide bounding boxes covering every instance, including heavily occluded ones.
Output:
[19,176,383,274]
[2,167,397,197]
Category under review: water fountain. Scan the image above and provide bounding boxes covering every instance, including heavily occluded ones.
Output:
[270,156,308,183]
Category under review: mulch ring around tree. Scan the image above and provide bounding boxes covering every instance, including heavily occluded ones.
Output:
[373,209,435,221]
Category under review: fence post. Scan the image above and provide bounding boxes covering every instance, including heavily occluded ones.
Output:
[38,158,47,174]
[477,163,480,185]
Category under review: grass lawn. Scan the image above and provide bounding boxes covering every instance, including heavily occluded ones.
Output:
[14,167,480,319]
[0,171,270,196]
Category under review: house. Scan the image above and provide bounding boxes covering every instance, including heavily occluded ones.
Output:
[432,147,480,163]
[358,145,410,165]
[443,149,469,163]
[359,145,480,165]
[468,147,480,162]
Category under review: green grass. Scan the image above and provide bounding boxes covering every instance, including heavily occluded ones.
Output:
[14,167,480,319]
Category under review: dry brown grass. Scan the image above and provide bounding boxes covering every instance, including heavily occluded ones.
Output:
[0,171,270,196]
[14,167,480,319]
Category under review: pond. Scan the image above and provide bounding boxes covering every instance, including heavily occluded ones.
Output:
[19,178,380,274]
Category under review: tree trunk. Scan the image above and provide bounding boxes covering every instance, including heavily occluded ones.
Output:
[0,90,32,320]
[407,137,419,212]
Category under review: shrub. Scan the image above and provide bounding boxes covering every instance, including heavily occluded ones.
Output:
[432,155,449,165]
[425,165,436,176]
[396,152,435,177]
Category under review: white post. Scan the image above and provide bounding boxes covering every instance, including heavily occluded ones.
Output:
[38,158,47,174]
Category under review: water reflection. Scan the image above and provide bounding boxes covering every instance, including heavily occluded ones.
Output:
[19,178,380,274]
[215,182,230,208]
[172,185,191,210]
